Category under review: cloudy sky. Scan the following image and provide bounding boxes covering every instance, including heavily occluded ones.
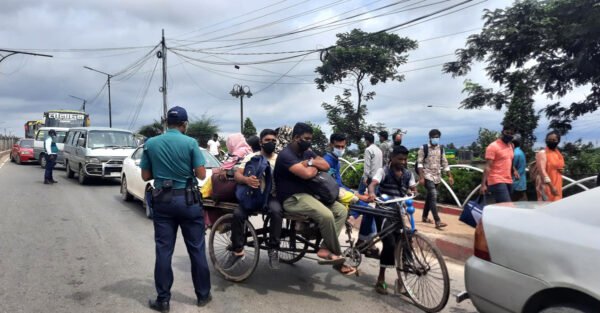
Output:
[1,0,599,147]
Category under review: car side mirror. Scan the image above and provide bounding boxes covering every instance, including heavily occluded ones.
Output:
[134,159,141,167]
[77,138,85,147]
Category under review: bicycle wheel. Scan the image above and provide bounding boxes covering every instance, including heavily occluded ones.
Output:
[396,232,450,313]
[278,220,308,264]
[209,213,260,282]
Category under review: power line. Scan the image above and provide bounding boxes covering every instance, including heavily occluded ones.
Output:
[129,58,160,130]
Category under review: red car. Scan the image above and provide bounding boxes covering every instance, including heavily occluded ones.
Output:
[10,139,36,164]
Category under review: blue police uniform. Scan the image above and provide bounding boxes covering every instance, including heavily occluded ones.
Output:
[140,106,211,308]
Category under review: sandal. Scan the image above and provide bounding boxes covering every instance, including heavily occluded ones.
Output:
[333,263,357,276]
[317,251,345,265]
[375,281,388,295]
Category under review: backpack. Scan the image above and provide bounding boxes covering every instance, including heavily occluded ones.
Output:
[414,144,444,174]
[235,155,272,212]
[306,171,340,205]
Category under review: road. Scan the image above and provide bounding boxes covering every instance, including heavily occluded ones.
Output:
[0,154,477,313]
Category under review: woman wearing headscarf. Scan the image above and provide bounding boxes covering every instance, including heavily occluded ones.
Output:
[220,133,253,171]
[535,131,565,201]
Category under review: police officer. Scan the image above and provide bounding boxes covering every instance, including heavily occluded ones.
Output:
[141,106,212,312]
[43,129,59,184]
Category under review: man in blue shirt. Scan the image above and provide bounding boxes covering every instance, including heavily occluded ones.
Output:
[141,106,211,312]
[511,135,527,201]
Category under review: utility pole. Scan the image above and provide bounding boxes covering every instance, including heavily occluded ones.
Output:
[84,66,114,127]
[230,84,252,133]
[0,49,52,64]
[69,95,87,112]
[159,29,168,132]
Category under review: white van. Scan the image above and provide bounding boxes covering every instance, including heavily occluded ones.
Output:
[63,127,137,184]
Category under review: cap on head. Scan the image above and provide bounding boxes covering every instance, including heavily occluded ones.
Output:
[49,129,57,136]
[167,106,188,124]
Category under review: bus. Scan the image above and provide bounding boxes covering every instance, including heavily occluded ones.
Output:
[42,110,91,128]
[24,120,43,139]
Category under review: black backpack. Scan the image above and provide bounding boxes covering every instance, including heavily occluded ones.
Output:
[306,171,340,205]
[414,144,444,174]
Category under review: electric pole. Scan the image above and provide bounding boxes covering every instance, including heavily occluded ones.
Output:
[230,84,252,133]
[69,95,87,112]
[0,49,52,64]
[159,29,168,132]
[84,66,114,127]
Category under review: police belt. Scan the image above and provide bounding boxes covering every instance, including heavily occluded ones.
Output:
[160,188,187,196]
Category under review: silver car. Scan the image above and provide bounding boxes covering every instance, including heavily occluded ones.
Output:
[458,188,600,312]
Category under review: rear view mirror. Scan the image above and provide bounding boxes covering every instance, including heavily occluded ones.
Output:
[77,138,85,147]
[134,160,141,167]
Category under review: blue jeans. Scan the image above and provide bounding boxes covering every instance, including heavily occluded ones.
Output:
[355,179,377,240]
[488,183,512,204]
[153,194,211,302]
[44,154,56,181]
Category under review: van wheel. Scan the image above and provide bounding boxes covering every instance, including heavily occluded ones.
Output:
[66,161,75,178]
[78,165,88,185]
[121,176,134,201]
[39,154,47,168]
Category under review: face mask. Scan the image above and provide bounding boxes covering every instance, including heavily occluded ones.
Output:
[501,134,513,144]
[332,148,345,157]
[262,142,276,154]
[546,141,559,150]
[430,138,439,145]
[298,139,311,152]
[393,140,402,146]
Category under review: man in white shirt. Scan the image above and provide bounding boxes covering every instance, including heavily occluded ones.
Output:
[207,134,221,158]
[360,133,383,194]
[44,129,59,184]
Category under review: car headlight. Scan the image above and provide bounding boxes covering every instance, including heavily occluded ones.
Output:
[86,157,101,164]
[20,151,30,155]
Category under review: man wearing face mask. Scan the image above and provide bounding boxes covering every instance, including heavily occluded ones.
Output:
[392,131,404,147]
[417,129,453,229]
[141,106,212,311]
[360,133,383,195]
[43,129,59,184]
[224,129,283,270]
[275,123,356,275]
[481,124,516,204]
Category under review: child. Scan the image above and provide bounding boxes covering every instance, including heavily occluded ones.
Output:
[366,145,417,295]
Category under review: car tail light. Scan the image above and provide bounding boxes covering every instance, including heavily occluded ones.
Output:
[474,220,491,261]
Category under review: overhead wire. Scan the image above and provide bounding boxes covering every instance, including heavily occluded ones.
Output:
[128,58,160,130]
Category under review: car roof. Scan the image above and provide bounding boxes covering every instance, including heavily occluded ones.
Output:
[68,127,132,133]
[38,127,70,131]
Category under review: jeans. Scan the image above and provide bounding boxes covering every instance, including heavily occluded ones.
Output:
[283,193,347,255]
[422,179,441,222]
[488,183,512,204]
[44,154,56,181]
[231,197,283,252]
[153,194,211,302]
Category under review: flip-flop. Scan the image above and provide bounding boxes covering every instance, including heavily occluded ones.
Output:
[333,263,357,276]
[375,281,388,295]
[317,252,346,265]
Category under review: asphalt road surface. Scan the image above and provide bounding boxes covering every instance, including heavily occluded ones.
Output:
[0,155,477,313]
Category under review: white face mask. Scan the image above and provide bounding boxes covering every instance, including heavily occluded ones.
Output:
[333,148,345,157]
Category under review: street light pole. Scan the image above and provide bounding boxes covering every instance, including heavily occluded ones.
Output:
[0,49,52,64]
[69,95,87,112]
[230,84,252,133]
[84,66,114,127]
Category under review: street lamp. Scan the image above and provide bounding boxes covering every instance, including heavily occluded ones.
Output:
[230,84,252,133]
[84,66,114,127]
[69,95,87,112]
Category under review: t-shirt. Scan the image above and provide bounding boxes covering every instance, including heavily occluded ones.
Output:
[239,151,278,196]
[372,168,416,188]
[512,147,527,191]
[274,146,317,203]
[207,139,220,155]
[485,139,514,185]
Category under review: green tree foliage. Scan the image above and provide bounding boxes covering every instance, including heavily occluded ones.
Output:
[137,120,163,138]
[187,115,219,148]
[469,128,500,158]
[316,29,417,143]
[304,121,328,156]
[443,0,600,135]
[242,117,257,138]
[561,140,600,179]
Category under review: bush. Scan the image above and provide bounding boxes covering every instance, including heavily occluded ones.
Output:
[341,163,363,188]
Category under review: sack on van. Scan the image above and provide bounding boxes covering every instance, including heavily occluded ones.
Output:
[235,155,272,212]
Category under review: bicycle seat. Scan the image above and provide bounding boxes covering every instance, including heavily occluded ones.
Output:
[375,194,415,204]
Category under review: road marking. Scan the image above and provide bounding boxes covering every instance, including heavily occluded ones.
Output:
[0,154,9,170]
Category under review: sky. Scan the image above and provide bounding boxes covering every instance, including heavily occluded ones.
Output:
[1,0,599,148]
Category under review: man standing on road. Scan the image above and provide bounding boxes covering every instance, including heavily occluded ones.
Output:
[359,133,383,194]
[141,106,211,312]
[43,129,59,184]
[417,129,453,229]
[207,134,221,158]
[378,131,391,166]
[481,124,516,204]
[511,135,527,201]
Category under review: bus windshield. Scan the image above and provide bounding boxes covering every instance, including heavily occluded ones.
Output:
[88,131,136,149]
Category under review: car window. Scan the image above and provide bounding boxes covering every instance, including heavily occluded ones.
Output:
[201,149,221,169]
[77,132,87,147]
[65,132,74,146]
[132,148,143,160]
[36,130,46,140]
[55,131,67,143]
[19,139,34,148]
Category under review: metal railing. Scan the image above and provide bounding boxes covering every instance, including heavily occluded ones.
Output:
[339,157,597,209]
[0,137,18,152]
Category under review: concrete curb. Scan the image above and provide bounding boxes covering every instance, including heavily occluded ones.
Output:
[0,150,10,158]
[412,200,462,216]
[434,238,473,263]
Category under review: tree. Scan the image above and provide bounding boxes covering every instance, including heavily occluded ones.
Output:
[443,0,600,135]
[137,120,163,138]
[446,142,457,150]
[187,115,219,148]
[316,29,417,143]
[477,128,500,154]
[242,117,257,138]
[305,121,328,156]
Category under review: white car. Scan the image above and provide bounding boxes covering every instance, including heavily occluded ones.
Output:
[120,146,221,218]
[458,188,600,313]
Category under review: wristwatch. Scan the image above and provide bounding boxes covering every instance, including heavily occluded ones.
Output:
[307,158,314,167]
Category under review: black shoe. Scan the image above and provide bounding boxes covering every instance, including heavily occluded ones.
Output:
[44,180,51,185]
[222,252,244,270]
[148,299,170,312]
[50,180,58,183]
[268,249,280,270]
[197,293,212,307]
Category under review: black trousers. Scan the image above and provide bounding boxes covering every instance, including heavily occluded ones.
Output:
[422,179,441,222]
[153,194,211,302]
[231,197,283,252]
[44,154,56,181]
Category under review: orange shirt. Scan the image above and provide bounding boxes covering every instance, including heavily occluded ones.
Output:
[485,139,514,185]
[543,148,565,201]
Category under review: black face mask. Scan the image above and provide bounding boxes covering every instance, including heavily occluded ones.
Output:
[546,141,559,150]
[262,142,276,154]
[393,140,402,146]
[501,134,513,144]
[298,139,311,152]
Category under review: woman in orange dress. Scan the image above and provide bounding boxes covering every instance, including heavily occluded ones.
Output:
[535,131,565,201]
